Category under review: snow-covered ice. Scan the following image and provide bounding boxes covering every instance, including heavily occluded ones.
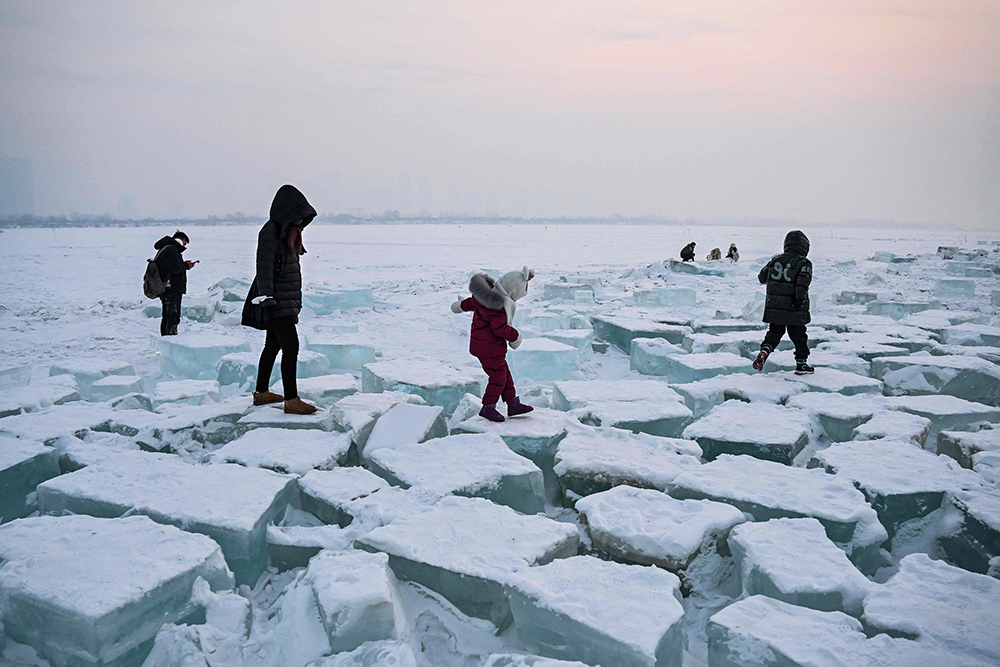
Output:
[786,392,882,442]
[306,336,378,371]
[850,410,931,447]
[49,359,135,397]
[937,428,1000,468]
[153,332,251,380]
[152,379,220,408]
[330,391,427,449]
[362,358,483,414]
[884,394,1000,448]
[590,314,691,353]
[88,374,145,402]
[308,641,418,666]
[210,427,352,475]
[507,338,580,381]
[362,402,447,458]
[683,401,812,464]
[286,372,359,406]
[0,434,60,522]
[237,404,338,434]
[298,466,391,526]
[937,488,1000,574]
[872,353,1000,406]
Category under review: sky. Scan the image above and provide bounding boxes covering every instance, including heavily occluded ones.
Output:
[0,1,998,226]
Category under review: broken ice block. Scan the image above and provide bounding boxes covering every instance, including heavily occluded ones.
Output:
[935,278,975,298]
[817,340,910,362]
[728,518,872,616]
[937,428,1000,468]
[669,455,888,574]
[289,373,359,407]
[356,496,578,628]
[299,467,390,526]
[180,296,219,322]
[134,398,250,453]
[541,328,594,353]
[553,427,701,500]
[865,300,934,320]
[850,410,931,447]
[0,374,81,419]
[762,350,870,376]
[885,394,1000,447]
[0,514,233,667]
[307,336,378,370]
[862,553,1000,664]
[871,251,896,262]
[50,359,135,397]
[506,556,685,667]
[810,439,979,542]
[87,375,145,402]
[303,288,375,314]
[364,433,544,514]
[0,364,31,389]
[551,379,683,411]
[362,402,448,458]
[633,287,697,307]
[0,435,60,522]
[872,354,1000,406]
[590,314,692,353]
[36,452,295,584]
[210,427,352,475]
[216,351,261,387]
[237,405,337,434]
[362,359,483,414]
[836,291,878,305]
[151,379,220,409]
[577,486,744,590]
[573,397,693,438]
[543,282,594,301]
[508,338,580,381]
[634,346,752,383]
[667,258,726,276]
[967,266,993,278]
[309,641,419,667]
[154,333,251,380]
[672,375,806,419]
[331,391,427,449]
[484,655,588,667]
[786,392,882,442]
[780,368,883,396]
[625,338,685,375]
[692,320,763,335]
[937,489,1000,574]
[939,323,1000,347]
[683,402,812,464]
[945,260,978,274]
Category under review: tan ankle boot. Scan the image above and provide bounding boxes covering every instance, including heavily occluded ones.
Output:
[253,391,284,406]
[284,396,317,415]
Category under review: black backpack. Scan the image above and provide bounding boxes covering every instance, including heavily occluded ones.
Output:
[143,248,167,299]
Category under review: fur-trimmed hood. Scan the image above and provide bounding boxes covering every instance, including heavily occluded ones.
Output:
[469,274,505,310]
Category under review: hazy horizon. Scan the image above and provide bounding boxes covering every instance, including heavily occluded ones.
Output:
[1,2,998,227]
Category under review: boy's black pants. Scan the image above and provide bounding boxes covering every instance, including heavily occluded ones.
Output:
[160,292,182,336]
[762,323,809,360]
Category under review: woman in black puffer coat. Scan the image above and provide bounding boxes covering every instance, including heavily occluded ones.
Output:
[243,184,318,414]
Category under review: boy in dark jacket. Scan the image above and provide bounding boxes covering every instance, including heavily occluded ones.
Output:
[753,230,814,374]
[452,267,535,422]
[680,242,696,262]
[153,230,194,335]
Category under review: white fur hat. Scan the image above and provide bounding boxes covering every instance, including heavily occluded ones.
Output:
[498,266,534,302]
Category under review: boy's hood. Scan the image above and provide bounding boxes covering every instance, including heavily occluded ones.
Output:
[784,230,810,256]
[154,236,184,253]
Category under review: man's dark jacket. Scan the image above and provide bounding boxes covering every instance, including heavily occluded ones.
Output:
[243,185,317,327]
[758,230,812,326]
[153,236,187,295]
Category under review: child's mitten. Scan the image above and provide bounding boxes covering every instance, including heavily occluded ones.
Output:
[509,333,523,349]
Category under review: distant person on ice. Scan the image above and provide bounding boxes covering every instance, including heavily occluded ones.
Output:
[153,230,195,336]
[242,184,318,415]
[452,268,535,423]
[680,242,696,262]
[726,243,739,263]
[707,247,722,261]
[753,230,814,375]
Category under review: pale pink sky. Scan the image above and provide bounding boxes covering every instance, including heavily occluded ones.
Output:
[1,1,998,225]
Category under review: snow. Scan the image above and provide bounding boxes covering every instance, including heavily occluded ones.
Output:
[633,286,697,307]
[763,350,870,376]
[683,401,812,465]
[362,358,484,414]
[872,354,1000,406]
[507,338,580,381]
[728,518,873,616]
[298,466,391,525]
[577,485,746,570]
[786,392,883,442]
[776,368,883,395]
[330,390,427,449]
[284,372,359,406]
[0,514,233,667]
[937,428,1000,468]
[0,374,80,418]
[308,641,418,666]
[210,427,352,475]
[885,394,1000,448]
[572,395,694,438]
[48,358,135,395]
[237,404,337,433]
[551,379,682,412]
[633,348,752,383]
[506,555,685,667]
[850,410,931,447]
[674,375,807,417]
[152,378,220,408]
[363,402,447,458]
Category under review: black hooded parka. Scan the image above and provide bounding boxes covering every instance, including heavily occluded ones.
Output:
[243,185,317,327]
[153,236,187,294]
[758,230,812,326]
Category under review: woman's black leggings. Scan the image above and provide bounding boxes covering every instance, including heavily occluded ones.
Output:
[255,322,299,398]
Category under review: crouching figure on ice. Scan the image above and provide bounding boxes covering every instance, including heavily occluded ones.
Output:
[452,268,536,423]
[753,230,814,375]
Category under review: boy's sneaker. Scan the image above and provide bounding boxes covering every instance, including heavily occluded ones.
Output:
[752,347,771,372]
[794,360,815,375]
[479,404,506,422]
[506,397,534,417]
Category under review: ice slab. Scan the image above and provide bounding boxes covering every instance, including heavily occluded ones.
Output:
[215,351,261,387]
[87,374,145,402]
[36,452,295,585]
[786,392,882,442]
[544,282,594,300]
[362,402,447,459]
[862,553,1000,664]
[309,641,418,667]
[898,308,986,332]
[266,523,356,570]
[885,394,1000,447]
[331,391,427,449]
[0,401,159,446]
[683,402,812,465]
[810,439,979,541]
[577,485,744,581]
[0,514,233,667]
[871,354,1000,406]
[151,379,220,409]
[49,359,135,396]
[237,405,337,435]
[0,374,80,418]
[851,410,931,447]
[485,655,588,667]
[935,278,975,297]
[865,301,935,320]
[541,328,594,354]
[506,555,685,667]
[632,346,751,383]
[707,595,971,667]
[210,427,352,475]
[817,340,910,362]
[287,373,359,407]
[0,364,30,389]
[937,428,1000,468]
[0,435,60,522]
[507,338,581,382]
[154,333,251,380]
[551,379,683,411]
[633,287,697,307]
[307,336,379,370]
[591,314,692,353]
[365,433,545,514]
[573,396,693,438]
[303,288,375,314]
[761,350,870,376]
[669,455,887,574]
[667,258,726,276]
[777,368,883,396]
[939,323,1000,347]
[362,359,483,414]
[729,518,872,616]
[299,466,390,526]
[553,427,702,501]
[356,496,578,628]
[134,398,251,453]
[938,489,1000,574]
[692,320,763,335]
[836,290,878,305]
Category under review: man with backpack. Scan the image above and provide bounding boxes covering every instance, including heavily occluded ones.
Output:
[151,230,195,336]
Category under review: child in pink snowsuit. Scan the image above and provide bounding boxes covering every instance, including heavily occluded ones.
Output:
[451,267,535,422]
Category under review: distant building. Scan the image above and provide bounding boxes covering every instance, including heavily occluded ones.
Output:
[0,158,35,216]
